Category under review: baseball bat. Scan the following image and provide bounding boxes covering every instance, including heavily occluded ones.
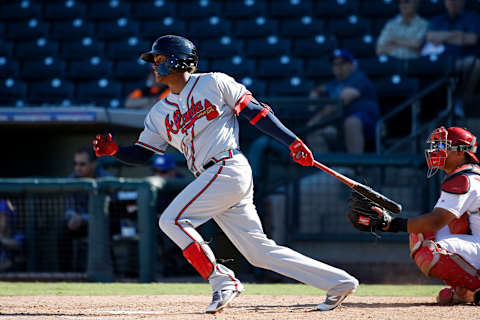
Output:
[313,160,402,214]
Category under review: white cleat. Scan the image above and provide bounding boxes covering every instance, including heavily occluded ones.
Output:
[317,290,353,311]
[205,289,241,314]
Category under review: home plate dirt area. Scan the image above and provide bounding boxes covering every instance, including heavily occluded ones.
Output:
[0,295,478,319]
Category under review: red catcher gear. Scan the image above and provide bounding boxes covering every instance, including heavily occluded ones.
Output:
[448,213,470,235]
[425,126,478,178]
[183,241,215,279]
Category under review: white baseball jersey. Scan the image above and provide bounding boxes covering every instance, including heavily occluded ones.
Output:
[135,72,250,175]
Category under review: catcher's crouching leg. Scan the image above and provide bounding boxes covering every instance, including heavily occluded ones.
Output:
[409,233,480,304]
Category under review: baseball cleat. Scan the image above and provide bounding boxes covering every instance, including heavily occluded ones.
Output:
[205,289,241,314]
[317,290,353,311]
[474,289,480,306]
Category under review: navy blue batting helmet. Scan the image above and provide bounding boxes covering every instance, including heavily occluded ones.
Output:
[141,35,198,73]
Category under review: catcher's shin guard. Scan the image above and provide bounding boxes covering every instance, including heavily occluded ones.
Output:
[183,241,215,279]
[410,234,480,292]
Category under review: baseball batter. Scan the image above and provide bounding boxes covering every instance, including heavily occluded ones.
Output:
[93,35,358,313]
[348,126,480,305]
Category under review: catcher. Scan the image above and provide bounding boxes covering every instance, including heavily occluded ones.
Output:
[348,126,480,306]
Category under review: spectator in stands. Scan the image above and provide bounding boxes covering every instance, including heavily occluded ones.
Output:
[425,0,480,116]
[0,200,24,272]
[124,72,170,109]
[308,49,380,153]
[58,147,113,272]
[376,0,428,59]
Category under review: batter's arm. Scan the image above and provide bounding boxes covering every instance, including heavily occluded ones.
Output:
[114,145,155,166]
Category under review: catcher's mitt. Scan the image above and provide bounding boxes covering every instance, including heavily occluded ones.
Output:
[347,190,392,233]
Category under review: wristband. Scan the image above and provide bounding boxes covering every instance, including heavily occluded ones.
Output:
[387,218,408,233]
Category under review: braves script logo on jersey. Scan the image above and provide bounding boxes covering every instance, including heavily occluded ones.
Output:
[165,97,219,141]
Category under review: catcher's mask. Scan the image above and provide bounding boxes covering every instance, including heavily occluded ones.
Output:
[140,35,198,76]
[425,126,479,178]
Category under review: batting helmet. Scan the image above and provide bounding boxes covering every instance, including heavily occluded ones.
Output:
[425,126,478,177]
[140,35,198,76]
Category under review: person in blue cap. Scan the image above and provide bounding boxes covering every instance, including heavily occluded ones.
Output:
[151,154,179,179]
[0,199,24,272]
[308,49,380,153]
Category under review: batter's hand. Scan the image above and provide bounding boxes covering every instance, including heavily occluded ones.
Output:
[93,133,118,157]
[289,139,314,166]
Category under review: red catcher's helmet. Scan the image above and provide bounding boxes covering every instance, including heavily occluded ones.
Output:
[425,126,479,178]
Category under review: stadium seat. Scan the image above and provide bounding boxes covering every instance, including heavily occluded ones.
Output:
[341,35,376,58]
[372,18,389,37]
[113,61,151,81]
[0,57,19,79]
[29,78,75,106]
[279,16,325,38]
[0,40,13,57]
[0,78,27,106]
[20,57,66,80]
[106,37,150,60]
[358,0,397,18]
[132,1,176,20]
[15,38,59,60]
[268,77,314,97]
[87,1,131,21]
[196,58,209,73]
[199,36,243,59]
[314,0,358,18]
[0,1,41,21]
[76,78,123,108]
[327,15,371,37]
[223,0,267,19]
[188,17,232,39]
[233,17,278,38]
[0,22,5,37]
[210,56,255,78]
[6,18,49,40]
[292,36,337,58]
[44,2,87,21]
[141,19,187,39]
[51,19,94,41]
[269,0,313,18]
[123,80,145,99]
[178,0,222,19]
[304,59,333,80]
[418,0,445,18]
[67,57,113,81]
[246,36,290,58]
[356,55,404,78]
[239,77,267,97]
[97,19,140,40]
[374,75,419,99]
[405,55,454,78]
[257,56,302,78]
[61,37,105,60]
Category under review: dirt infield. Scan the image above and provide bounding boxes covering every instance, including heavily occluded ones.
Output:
[0,295,478,319]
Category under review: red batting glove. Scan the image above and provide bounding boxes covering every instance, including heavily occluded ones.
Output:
[289,139,314,166]
[93,133,118,157]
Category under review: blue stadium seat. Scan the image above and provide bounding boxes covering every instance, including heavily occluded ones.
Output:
[257,56,302,78]
[268,77,314,97]
[356,55,404,78]
[314,0,358,18]
[6,18,49,40]
[200,36,243,59]
[246,36,290,58]
[123,80,145,99]
[76,78,123,108]
[374,75,419,99]
[372,18,389,37]
[0,22,5,37]
[0,40,14,57]
[67,57,113,81]
[132,1,176,20]
[269,0,313,18]
[279,16,325,38]
[239,77,266,97]
[15,38,60,60]
[0,1,41,21]
[358,0,397,18]
[0,57,19,79]
[21,57,66,80]
[44,1,87,21]
[233,17,278,38]
[188,17,232,39]
[327,15,371,37]
[341,35,376,58]
[210,56,255,78]
[113,60,151,81]
[51,19,94,41]
[29,78,75,106]
[419,0,445,18]
[196,58,209,73]
[87,1,131,21]
[405,55,454,77]
[304,59,332,80]
[178,0,222,19]
[106,37,150,60]
[223,0,267,19]
[0,78,27,106]
[97,18,140,40]
[141,18,187,39]
[292,36,336,58]
[61,37,105,60]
